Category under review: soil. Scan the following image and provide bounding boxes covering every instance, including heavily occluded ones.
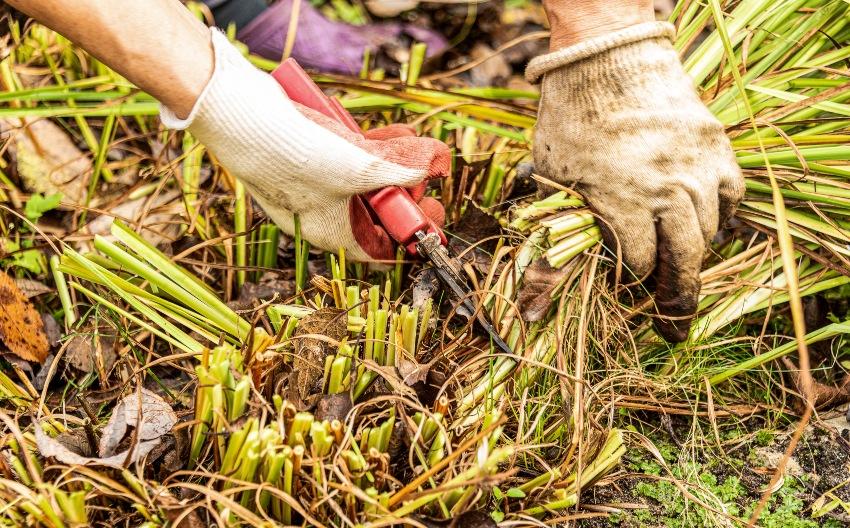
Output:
[576,412,850,527]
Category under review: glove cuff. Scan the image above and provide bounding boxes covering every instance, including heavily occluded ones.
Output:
[526,21,676,83]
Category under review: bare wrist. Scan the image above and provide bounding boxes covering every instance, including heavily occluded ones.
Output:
[543,0,655,50]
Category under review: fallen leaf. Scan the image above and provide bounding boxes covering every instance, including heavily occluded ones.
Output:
[0,270,50,362]
[398,358,431,386]
[35,426,160,469]
[14,278,52,299]
[64,332,117,376]
[448,205,502,272]
[412,268,440,309]
[99,388,178,457]
[35,388,178,469]
[469,43,511,87]
[227,274,296,312]
[41,313,61,347]
[85,190,185,247]
[517,260,569,322]
[292,308,348,402]
[314,393,353,422]
[782,358,850,411]
[1,118,87,204]
[32,353,55,391]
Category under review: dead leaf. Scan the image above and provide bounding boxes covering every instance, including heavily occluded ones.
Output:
[14,278,51,298]
[448,205,502,268]
[85,190,185,247]
[517,260,569,322]
[0,270,50,362]
[469,43,511,87]
[398,358,431,386]
[65,332,117,376]
[99,388,178,457]
[32,353,55,391]
[412,268,440,309]
[35,388,178,469]
[1,118,87,204]
[314,393,353,422]
[292,308,348,403]
[41,313,61,347]
[782,357,850,411]
[228,274,295,312]
[35,426,160,469]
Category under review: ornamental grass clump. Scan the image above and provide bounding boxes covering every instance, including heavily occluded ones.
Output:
[4,0,850,525]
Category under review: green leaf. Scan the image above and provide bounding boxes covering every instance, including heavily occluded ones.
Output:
[492,486,504,501]
[24,192,63,222]
[490,510,505,523]
[10,249,45,274]
[506,487,526,498]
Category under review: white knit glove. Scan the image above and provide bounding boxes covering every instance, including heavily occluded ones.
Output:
[161,30,449,262]
[526,22,744,342]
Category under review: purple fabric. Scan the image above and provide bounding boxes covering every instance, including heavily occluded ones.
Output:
[238,0,447,75]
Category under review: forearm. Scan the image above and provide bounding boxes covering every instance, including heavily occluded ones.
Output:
[6,0,212,118]
[542,0,655,50]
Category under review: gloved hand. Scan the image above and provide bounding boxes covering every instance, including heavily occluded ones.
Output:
[161,30,450,262]
[526,22,745,342]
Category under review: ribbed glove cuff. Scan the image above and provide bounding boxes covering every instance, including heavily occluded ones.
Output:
[525,21,676,83]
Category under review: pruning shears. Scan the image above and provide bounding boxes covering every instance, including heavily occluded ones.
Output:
[271,59,513,356]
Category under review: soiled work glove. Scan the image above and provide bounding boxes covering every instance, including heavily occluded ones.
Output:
[526,22,744,342]
[162,30,449,262]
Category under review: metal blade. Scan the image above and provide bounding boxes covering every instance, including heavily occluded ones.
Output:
[415,231,514,356]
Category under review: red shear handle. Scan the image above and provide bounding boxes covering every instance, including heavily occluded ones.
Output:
[366,187,447,255]
[271,58,446,255]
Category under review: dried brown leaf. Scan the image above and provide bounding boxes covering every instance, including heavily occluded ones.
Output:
[293,308,348,402]
[516,260,569,322]
[65,332,117,376]
[2,118,87,203]
[36,388,177,469]
[98,388,178,457]
[314,393,353,422]
[13,278,51,299]
[0,271,50,362]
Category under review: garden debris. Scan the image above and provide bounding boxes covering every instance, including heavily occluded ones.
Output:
[0,118,87,204]
[85,189,185,247]
[40,313,61,346]
[469,43,512,86]
[398,357,433,386]
[36,388,177,468]
[412,268,440,308]
[6,1,850,525]
[0,270,49,362]
[64,331,118,377]
[291,307,348,404]
[228,272,295,311]
[449,204,503,256]
[783,357,850,412]
[13,278,51,298]
[314,392,353,422]
[98,388,177,458]
[516,259,569,322]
